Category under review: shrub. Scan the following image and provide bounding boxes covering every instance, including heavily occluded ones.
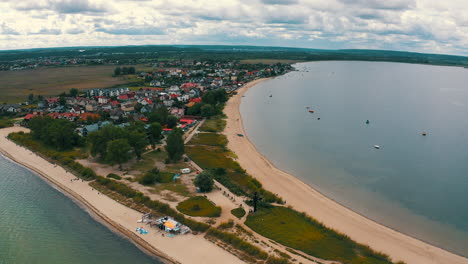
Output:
[107,173,122,180]
[206,228,268,260]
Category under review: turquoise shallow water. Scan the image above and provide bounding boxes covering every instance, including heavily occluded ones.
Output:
[0,154,161,264]
[241,61,468,256]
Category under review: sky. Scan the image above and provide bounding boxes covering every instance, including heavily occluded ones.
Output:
[0,0,467,56]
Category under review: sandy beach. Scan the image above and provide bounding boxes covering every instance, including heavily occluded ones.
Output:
[0,127,244,264]
[223,78,468,264]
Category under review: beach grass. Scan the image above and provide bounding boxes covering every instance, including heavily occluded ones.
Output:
[245,206,393,264]
[199,117,226,132]
[176,196,221,217]
[186,145,242,171]
[189,133,228,147]
[231,207,246,219]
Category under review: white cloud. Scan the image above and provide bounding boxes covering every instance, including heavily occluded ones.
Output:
[0,0,466,55]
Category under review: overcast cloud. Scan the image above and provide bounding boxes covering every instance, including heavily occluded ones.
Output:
[0,0,466,55]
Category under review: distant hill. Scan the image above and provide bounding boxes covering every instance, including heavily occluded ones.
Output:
[0,45,467,67]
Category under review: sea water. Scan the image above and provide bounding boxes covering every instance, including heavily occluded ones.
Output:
[0,154,161,264]
[241,61,468,256]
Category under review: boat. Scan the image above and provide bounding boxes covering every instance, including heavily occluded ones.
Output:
[269,95,272,97]
[237,134,244,137]
[422,132,427,136]
[309,110,314,113]
[366,120,370,124]
[374,145,380,149]
[306,107,310,109]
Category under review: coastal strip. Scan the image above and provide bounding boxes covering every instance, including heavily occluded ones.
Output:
[223,78,468,264]
[0,127,244,264]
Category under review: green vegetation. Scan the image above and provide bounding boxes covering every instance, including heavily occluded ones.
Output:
[187,126,282,203]
[194,171,215,192]
[106,138,132,169]
[28,116,82,150]
[165,128,184,162]
[206,228,268,260]
[87,123,149,165]
[107,173,122,180]
[231,207,246,219]
[245,206,393,264]
[189,133,228,147]
[199,117,226,132]
[0,117,14,128]
[176,196,221,217]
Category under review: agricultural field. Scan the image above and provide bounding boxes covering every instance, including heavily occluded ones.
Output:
[0,65,138,103]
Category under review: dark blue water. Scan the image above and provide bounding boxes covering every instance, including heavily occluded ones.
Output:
[0,154,161,264]
[241,61,468,256]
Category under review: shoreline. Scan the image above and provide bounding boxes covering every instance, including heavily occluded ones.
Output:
[0,127,244,264]
[224,77,468,264]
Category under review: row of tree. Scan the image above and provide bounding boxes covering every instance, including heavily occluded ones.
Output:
[28,116,82,150]
[114,66,136,76]
[186,89,228,117]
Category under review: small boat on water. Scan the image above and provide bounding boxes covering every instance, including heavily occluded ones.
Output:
[422,132,427,136]
[309,110,315,113]
[269,94,272,97]
[374,145,380,149]
[366,120,370,124]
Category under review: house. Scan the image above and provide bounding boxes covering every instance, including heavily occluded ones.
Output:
[121,102,135,112]
[150,80,161,87]
[97,97,108,104]
[118,94,129,101]
[70,106,83,114]
[170,107,185,117]
[85,103,97,112]
[79,121,111,136]
[110,108,124,120]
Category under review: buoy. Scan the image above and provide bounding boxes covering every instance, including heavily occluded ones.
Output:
[317,117,321,120]
[422,132,427,136]
[366,120,370,124]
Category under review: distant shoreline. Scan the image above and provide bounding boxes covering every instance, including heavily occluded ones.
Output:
[223,77,468,264]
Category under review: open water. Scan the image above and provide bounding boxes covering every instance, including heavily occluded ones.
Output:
[0,154,161,264]
[241,61,468,256]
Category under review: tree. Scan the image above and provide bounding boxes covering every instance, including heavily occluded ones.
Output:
[59,96,66,106]
[165,128,184,161]
[195,172,214,193]
[128,130,148,160]
[134,102,143,113]
[27,93,34,103]
[139,168,160,185]
[106,138,131,170]
[200,104,214,117]
[69,88,78,97]
[114,67,121,76]
[166,115,179,128]
[148,122,162,148]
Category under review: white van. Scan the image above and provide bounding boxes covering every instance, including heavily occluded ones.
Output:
[180,168,191,174]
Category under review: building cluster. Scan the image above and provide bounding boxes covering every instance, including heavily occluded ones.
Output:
[3,61,292,136]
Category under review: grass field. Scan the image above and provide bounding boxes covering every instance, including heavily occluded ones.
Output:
[199,117,226,132]
[231,207,246,219]
[176,196,221,217]
[189,133,228,147]
[0,65,137,102]
[245,206,393,264]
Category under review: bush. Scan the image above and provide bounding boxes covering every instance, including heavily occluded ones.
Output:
[138,168,160,185]
[107,173,122,180]
[206,228,268,260]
